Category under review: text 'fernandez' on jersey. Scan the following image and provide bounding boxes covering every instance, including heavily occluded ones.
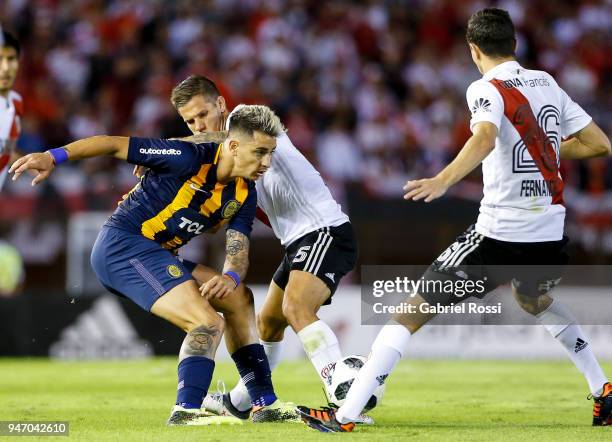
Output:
[466,61,592,242]
[105,137,257,251]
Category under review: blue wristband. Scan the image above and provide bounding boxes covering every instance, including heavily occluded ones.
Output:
[224,271,241,287]
[48,147,69,165]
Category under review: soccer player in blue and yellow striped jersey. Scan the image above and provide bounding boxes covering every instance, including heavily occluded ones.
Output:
[10,105,296,425]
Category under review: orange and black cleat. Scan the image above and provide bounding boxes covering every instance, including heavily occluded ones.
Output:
[591,382,612,426]
[295,405,355,433]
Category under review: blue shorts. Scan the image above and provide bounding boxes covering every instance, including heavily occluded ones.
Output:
[91,226,198,311]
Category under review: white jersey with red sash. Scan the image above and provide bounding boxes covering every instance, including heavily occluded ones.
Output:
[0,90,22,190]
[466,61,591,242]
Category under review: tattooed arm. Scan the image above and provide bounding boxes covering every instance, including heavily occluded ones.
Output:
[11,136,130,185]
[199,229,250,300]
[223,228,250,280]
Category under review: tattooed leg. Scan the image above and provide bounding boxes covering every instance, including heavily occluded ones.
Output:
[179,322,224,362]
[174,321,225,410]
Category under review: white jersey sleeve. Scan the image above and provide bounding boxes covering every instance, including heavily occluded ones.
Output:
[558,85,592,138]
[255,133,349,246]
[466,80,504,132]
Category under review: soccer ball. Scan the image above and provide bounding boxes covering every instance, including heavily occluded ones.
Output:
[327,355,385,412]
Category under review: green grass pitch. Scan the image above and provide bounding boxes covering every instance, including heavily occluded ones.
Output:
[1,358,610,441]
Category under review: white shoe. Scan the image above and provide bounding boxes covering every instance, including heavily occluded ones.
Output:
[201,381,251,420]
[354,413,375,425]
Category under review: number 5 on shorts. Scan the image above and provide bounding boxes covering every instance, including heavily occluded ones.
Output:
[293,246,311,263]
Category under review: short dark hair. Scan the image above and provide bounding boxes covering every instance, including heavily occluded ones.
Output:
[466,8,516,58]
[1,31,20,56]
[171,75,220,109]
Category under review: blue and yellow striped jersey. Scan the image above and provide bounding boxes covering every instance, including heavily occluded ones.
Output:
[105,137,257,251]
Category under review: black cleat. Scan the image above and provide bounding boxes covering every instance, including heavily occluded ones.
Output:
[592,382,612,426]
[295,405,355,433]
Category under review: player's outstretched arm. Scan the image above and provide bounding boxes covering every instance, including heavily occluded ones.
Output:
[560,121,611,160]
[133,131,230,178]
[62,135,130,161]
[10,136,130,186]
[403,121,497,202]
[199,229,250,300]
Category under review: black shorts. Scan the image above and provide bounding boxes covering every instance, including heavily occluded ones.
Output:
[420,225,569,306]
[272,222,357,304]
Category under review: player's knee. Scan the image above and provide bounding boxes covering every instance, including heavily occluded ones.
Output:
[281,295,308,325]
[257,312,286,342]
[234,285,255,310]
[180,318,225,359]
[513,290,550,316]
[513,290,537,315]
[182,309,225,334]
[189,317,225,337]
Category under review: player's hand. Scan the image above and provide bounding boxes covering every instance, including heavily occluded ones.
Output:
[403,176,448,202]
[9,152,55,186]
[133,165,148,178]
[199,275,237,300]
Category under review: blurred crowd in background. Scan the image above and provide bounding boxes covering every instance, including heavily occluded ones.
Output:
[0,0,611,290]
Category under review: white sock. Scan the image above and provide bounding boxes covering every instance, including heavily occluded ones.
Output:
[229,340,284,411]
[537,300,608,395]
[260,339,283,371]
[296,320,342,387]
[336,323,411,423]
[228,380,251,411]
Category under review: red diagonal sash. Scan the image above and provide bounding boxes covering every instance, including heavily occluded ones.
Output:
[490,79,564,204]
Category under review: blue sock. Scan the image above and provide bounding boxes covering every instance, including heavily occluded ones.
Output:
[231,344,277,407]
[176,356,215,409]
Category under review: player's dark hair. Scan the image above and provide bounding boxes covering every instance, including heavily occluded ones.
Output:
[466,8,516,58]
[171,75,220,109]
[1,31,20,56]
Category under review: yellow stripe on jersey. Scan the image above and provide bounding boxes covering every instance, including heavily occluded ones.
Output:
[200,183,225,216]
[141,164,212,240]
[196,144,223,216]
[234,177,248,203]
